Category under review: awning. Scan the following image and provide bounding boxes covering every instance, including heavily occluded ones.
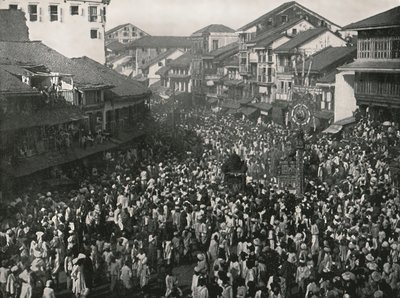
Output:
[240,107,258,116]
[323,124,342,134]
[226,108,239,115]
[334,116,356,126]
[206,80,215,87]
[250,102,273,112]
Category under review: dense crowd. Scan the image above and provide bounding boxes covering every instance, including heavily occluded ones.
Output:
[0,108,400,298]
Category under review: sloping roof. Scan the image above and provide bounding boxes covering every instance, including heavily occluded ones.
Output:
[275,28,329,53]
[106,40,125,52]
[72,57,149,98]
[222,56,239,67]
[106,23,149,36]
[0,10,29,42]
[126,36,192,49]
[339,60,400,73]
[0,67,39,95]
[155,66,170,76]
[191,24,236,36]
[0,41,112,90]
[317,70,337,84]
[300,46,357,73]
[249,102,273,111]
[238,1,340,32]
[343,6,400,30]
[140,48,182,70]
[203,42,239,61]
[254,33,286,48]
[168,52,194,68]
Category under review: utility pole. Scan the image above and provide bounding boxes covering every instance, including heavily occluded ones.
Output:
[295,128,305,196]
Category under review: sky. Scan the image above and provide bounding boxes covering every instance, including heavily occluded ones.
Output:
[106,0,400,36]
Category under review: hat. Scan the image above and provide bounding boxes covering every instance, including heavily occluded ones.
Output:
[45,280,52,287]
[371,271,382,282]
[36,231,44,239]
[77,253,86,260]
[197,253,204,261]
[374,290,383,298]
[11,266,18,273]
[382,241,389,248]
[366,254,375,262]
[342,271,353,281]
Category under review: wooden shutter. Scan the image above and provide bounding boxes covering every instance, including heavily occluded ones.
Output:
[48,5,51,21]
[39,7,42,22]
[98,31,102,39]
[59,7,63,22]
[99,7,104,22]
[81,7,85,16]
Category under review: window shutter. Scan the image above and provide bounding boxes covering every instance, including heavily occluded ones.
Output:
[39,7,42,22]
[88,9,90,22]
[81,7,85,16]
[48,5,51,21]
[59,7,63,22]
[98,31,102,39]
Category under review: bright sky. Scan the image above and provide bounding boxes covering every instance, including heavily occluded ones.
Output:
[106,0,399,35]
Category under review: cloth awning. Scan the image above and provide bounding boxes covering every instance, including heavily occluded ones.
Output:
[323,124,342,134]
[226,108,239,115]
[334,116,356,126]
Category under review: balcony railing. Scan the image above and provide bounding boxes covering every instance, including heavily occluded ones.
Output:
[355,79,400,97]
[358,36,400,59]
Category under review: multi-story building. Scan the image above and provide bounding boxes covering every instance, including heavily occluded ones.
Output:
[191,24,238,54]
[126,36,192,78]
[160,52,194,93]
[336,6,400,122]
[105,23,149,45]
[0,0,110,63]
[236,2,342,105]
[0,37,150,180]
[275,28,347,100]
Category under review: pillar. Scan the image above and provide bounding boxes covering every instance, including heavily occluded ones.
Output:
[295,129,305,196]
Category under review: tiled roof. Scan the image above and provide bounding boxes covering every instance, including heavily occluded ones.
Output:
[0,10,29,41]
[106,23,149,36]
[339,60,400,72]
[254,33,286,48]
[343,6,400,30]
[275,28,329,53]
[72,57,149,99]
[238,1,340,32]
[300,46,357,73]
[140,49,182,70]
[0,67,39,95]
[203,42,239,60]
[106,40,125,52]
[191,24,236,36]
[126,36,192,49]
[168,52,194,68]
[317,71,337,84]
[0,41,111,90]
[155,66,170,76]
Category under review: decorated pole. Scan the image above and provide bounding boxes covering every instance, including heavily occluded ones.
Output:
[295,129,305,196]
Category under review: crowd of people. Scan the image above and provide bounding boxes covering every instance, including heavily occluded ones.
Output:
[0,106,400,298]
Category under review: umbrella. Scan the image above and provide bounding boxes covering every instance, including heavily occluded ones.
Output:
[383,121,391,126]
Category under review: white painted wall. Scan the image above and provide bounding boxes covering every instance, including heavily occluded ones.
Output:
[207,32,238,52]
[282,19,315,36]
[299,30,346,56]
[148,49,184,86]
[0,0,107,63]
[334,70,357,121]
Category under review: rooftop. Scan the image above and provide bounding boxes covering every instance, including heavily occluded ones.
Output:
[0,67,39,95]
[238,1,340,32]
[191,24,236,36]
[275,28,329,53]
[72,57,149,99]
[126,36,192,49]
[140,48,183,70]
[203,42,239,61]
[299,46,357,73]
[168,52,194,68]
[106,23,149,36]
[106,40,125,52]
[343,6,400,30]
[339,59,400,73]
[0,10,29,42]
[0,41,111,90]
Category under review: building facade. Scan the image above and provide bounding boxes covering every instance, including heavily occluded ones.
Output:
[0,0,109,63]
[191,24,238,54]
[105,23,149,45]
[337,6,400,122]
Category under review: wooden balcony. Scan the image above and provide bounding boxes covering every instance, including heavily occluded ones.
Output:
[358,36,400,59]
